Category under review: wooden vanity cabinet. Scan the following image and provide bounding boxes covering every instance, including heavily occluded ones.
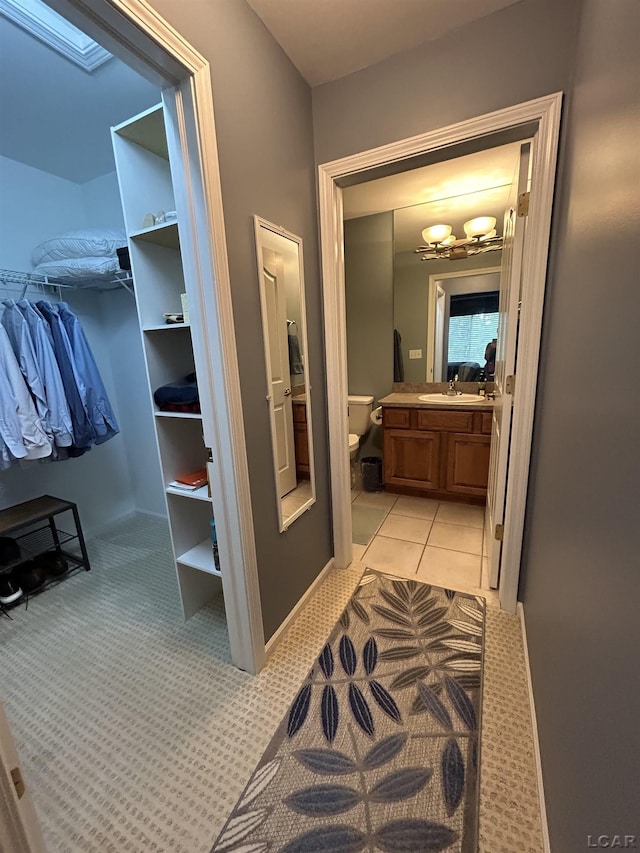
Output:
[293,401,310,478]
[383,406,491,503]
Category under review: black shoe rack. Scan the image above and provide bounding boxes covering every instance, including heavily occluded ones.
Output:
[0,495,91,616]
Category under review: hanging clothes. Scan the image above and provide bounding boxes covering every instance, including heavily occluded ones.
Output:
[1,298,51,441]
[0,325,52,465]
[36,301,95,453]
[0,292,119,468]
[15,299,73,448]
[57,302,119,444]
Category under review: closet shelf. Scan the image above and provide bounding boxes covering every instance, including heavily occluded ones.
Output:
[154,411,202,420]
[177,539,221,576]
[0,267,133,294]
[165,485,211,502]
[129,221,179,249]
[143,323,190,332]
[113,104,168,160]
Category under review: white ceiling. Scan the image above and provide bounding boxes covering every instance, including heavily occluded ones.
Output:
[246,0,522,86]
[0,15,160,183]
[343,142,521,252]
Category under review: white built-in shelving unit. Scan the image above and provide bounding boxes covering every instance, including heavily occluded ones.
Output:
[111,103,221,618]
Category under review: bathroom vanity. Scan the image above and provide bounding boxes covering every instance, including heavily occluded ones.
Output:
[379,393,493,503]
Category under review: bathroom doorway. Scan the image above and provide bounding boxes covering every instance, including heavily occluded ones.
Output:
[319,94,562,613]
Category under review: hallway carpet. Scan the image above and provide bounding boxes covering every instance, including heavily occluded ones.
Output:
[0,515,544,852]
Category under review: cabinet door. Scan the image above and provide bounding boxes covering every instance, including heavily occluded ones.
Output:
[384,429,441,490]
[294,421,310,476]
[446,433,491,497]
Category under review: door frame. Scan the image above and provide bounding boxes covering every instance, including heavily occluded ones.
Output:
[426,265,502,382]
[318,92,562,614]
[45,0,266,671]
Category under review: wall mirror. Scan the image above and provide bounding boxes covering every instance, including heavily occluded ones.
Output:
[253,216,315,532]
[393,197,504,384]
[342,141,521,389]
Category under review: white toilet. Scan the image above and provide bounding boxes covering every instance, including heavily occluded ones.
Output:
[348,395,374,460]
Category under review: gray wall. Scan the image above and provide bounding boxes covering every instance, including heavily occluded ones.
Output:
[518,0,640,847]
[148,0,331,641]
[312,0,581,164]
[313,0,638,843]
[345,213,394,405]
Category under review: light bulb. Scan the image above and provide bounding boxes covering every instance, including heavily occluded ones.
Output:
[463,216,496,239]
[422,224,452,245]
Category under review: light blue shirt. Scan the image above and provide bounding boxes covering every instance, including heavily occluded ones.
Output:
[0,325,52,461]
[15,300,74,448]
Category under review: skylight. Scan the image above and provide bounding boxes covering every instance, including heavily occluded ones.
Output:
[0,0,112,71]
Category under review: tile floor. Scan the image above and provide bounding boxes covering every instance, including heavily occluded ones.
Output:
[351,488,499,606]
[281,480,313,518]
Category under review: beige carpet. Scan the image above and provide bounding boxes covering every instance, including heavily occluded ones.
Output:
[0,515,543,852]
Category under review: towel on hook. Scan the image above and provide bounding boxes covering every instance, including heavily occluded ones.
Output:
[287,332,304,375]
[393,328,405,382]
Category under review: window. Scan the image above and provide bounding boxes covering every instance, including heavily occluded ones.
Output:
[448,291,498,366]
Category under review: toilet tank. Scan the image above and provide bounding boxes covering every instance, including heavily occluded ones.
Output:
[347,395,374,436]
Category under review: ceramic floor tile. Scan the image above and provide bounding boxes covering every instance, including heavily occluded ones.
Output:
[377,513,432,544]
[351,489,361,502]
[428,521,484,555]
[435,501,486,528]
[353,491,398,510]
[362,535,423,576]
[417,545,482,590]
[351,543,367,561]
[351,503,388,546]
[389,495,440,520]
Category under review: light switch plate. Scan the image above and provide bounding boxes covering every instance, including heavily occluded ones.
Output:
[409,349,422,359]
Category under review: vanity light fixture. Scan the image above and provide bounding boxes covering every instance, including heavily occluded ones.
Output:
[416,214,503,261]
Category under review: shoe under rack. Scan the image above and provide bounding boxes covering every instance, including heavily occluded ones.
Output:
[0,495,91,615]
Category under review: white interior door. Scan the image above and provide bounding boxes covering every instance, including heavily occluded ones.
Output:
[485,142,531,588]
[434,284,446,382]
[0,701,45,853]
[262,249,297,497]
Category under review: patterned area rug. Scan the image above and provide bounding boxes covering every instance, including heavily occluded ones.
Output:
[212,569,485,853]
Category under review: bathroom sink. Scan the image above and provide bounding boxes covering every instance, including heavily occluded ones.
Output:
[418,393,487,404]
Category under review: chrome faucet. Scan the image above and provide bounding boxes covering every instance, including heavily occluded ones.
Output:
[447,374,459,396]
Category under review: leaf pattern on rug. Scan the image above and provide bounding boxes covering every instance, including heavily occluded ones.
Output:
[281,825,367,853]
[442,738,465,816]
[321,684,339,743]
[212,570,484,853]
[361,733,408,770]
[373,819,458,852]
[294,748,357,775]
[285,784,362,816]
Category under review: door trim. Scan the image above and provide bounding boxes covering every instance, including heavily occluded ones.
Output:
[47,0,265,673]
[318,92,562,613]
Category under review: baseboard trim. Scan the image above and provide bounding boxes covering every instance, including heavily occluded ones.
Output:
[265,557,335,659]
[518,602,551,853]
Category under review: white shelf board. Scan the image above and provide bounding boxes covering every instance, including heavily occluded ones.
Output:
[143,323,190,332]
[113,104,168,159]
[177,539,220,576]
[166,484,211,502]
[154,410,202,419]
[129,221,179,249]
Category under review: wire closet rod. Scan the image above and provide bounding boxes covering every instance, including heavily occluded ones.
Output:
[0,267,134,296]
